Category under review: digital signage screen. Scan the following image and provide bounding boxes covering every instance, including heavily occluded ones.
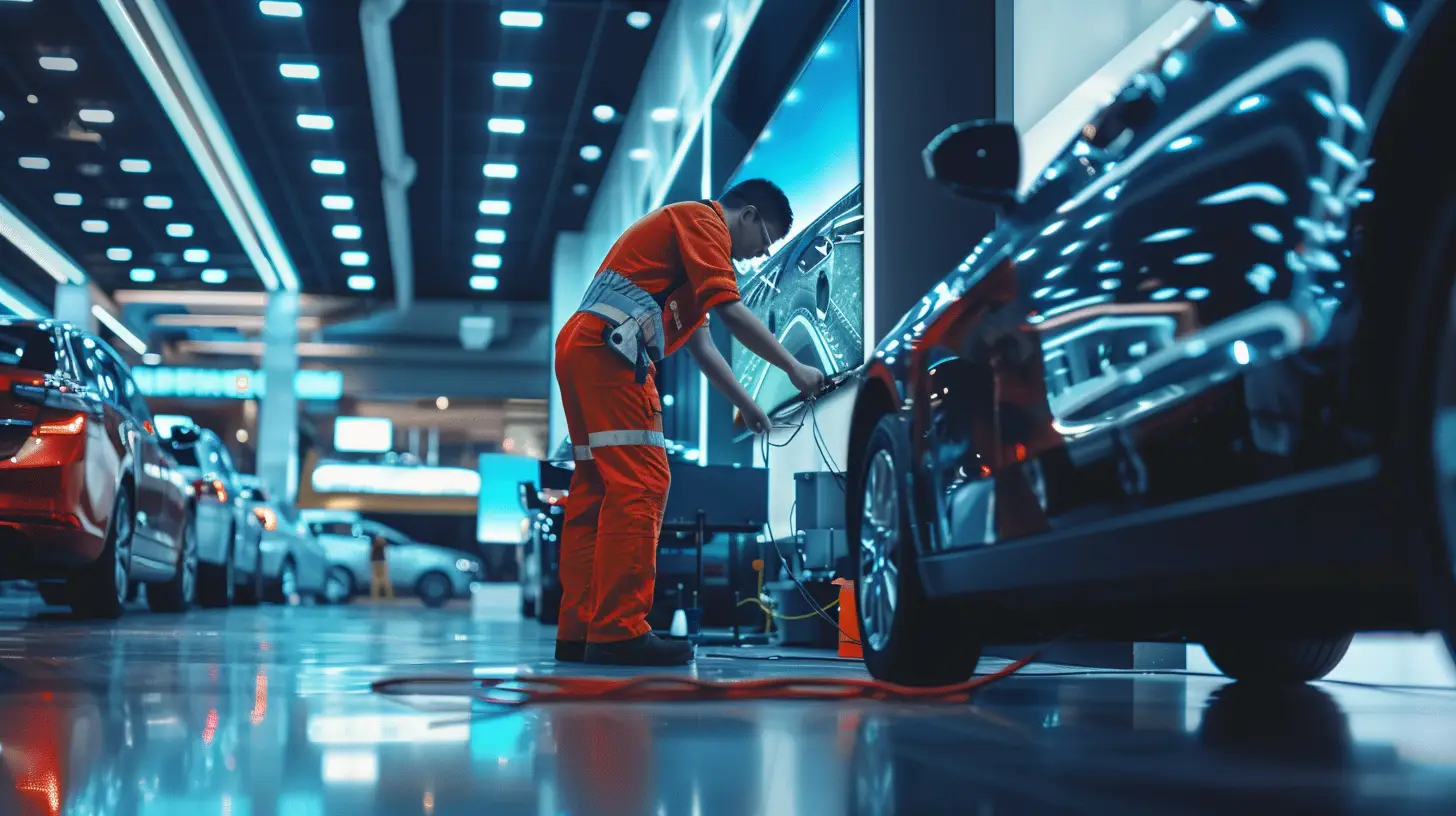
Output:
[726,0,863,414]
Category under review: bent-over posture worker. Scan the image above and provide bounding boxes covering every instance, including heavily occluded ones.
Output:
[554,179,825,666]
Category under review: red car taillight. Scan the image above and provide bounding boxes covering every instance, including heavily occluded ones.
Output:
[33,413,85,436]
[253,506,278,531]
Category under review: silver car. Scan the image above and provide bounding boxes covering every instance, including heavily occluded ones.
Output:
[306,515,480,607]
[238,481,329,603]
[164,426,264,607]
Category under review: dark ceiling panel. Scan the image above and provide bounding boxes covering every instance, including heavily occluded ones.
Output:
[166,0,671,303]
[0,0,254,296]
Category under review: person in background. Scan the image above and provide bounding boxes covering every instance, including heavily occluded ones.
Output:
[369,532,394,600]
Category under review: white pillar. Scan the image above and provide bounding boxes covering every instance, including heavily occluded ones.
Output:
[54,283,96,332]
[256,291,300,504]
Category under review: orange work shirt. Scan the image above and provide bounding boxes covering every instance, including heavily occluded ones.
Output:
[594,200,742,357]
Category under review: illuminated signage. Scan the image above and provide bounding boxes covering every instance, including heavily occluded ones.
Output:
[310,462,481,497]
[133,366,344,401]
[333,417,393,453]
[476,453,537,545]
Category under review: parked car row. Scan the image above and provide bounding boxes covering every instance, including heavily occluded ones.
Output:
[0,317,473,617]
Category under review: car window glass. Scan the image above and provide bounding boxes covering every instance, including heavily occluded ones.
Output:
[92,348,123,406]
[0,326,61,374]
[70,336,100,389]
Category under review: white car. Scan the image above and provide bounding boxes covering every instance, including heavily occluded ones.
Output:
[304,513,480,607]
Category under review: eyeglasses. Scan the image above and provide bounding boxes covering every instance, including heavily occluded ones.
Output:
[757,218,775,259]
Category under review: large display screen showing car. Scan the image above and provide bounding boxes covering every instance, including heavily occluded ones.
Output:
[727,0,862,413]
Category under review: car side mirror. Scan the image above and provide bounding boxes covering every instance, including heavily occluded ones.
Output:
[923,120,1022,209]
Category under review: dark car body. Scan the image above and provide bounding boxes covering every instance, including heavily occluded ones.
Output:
[840,1,1456,684]
[0,320,190,615]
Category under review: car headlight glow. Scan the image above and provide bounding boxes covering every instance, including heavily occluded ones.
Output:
[455,558,479,572]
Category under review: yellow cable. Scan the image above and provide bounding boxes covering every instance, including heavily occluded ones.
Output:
[736,596,841,621]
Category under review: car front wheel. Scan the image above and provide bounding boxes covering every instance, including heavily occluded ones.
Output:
[417,572,452,608]
[852,414,982,687]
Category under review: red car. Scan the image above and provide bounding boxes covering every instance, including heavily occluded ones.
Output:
[0,320,194,617]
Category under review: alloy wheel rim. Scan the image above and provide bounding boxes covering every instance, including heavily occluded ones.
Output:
[326,574,346,602]
[114,496,132,603]
[860,449,900,652]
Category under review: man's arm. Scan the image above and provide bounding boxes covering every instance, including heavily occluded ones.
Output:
[684,327,772,433]
[713,301,825,394]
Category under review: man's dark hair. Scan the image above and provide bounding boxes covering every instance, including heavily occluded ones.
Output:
[720,178,793,237]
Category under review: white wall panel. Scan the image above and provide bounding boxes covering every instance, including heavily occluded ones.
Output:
[549,231,586,451]
[1015,0,1206,190]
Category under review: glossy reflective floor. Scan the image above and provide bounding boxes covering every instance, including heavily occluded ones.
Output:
[1,588,1454,815]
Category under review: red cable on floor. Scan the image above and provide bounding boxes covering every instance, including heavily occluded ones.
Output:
[370,649,1041,705]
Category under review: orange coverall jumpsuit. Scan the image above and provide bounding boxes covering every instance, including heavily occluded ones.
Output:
[554,200,742,644]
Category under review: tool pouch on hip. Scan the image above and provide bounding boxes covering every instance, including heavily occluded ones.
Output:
[576,270,666,385]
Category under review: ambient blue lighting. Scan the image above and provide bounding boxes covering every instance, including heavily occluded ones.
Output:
[579,145,602,162]
[1186,287,1211,301]
[340,251,369,267]
[166,223,194,238]
[1233,94,1268,114]
[135,367,344,401]
[183,248,210,263]
[1162,51,1188,79]
[311,159,346,175]
[347,274,376,291]
[592,105,616,122]
[143,195,173,210]
[119,158,152,173]
[1378,2,1407,31]
[333,225,362,240]
[279,63,320,80]
[487,118,526,134]
[54,192,82,207]
[500,10,544,27]
[473,254,502,270]
[1167,135,1201,152]
[1212,5,1240,29]
[322,195,354,211]
[297,113,334,130]
[475,228,506,244]
[200,268,228,285]
[470,275,499,291]
[492,71,533,88]
[478,200,511,216]
[259,1,302,17]
[106,247,132,262]
[1151,287,1180,301]
[483,163,518,179]
[130,268,157,283]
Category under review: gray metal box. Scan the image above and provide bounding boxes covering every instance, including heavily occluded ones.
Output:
[794,471,846,532]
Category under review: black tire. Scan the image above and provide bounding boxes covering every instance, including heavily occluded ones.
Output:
[147,515,198,613]
[1201,635,1354,684]
[69,487,133,620]
[522,594,537,619]
[322,567,353,605]
[850,414,982,686]
[268,557,297,604]
[417,572,452,608]
[198,527,235,609]
[235,546,264,606]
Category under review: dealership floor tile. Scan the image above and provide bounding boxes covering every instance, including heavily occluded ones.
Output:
[0,592,1453,815]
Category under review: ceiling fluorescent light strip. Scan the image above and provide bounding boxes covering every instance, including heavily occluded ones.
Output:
[91,304,148,354]
[98,0,299,292]
[650,0,764,210]
[0,193,87,285]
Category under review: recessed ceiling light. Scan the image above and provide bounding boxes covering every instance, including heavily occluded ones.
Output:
[200,268,228,285]
[54,192,82,206]
[492,71,533,88]
[572,183,590,197]
[119,159,152,173]
[473,253,502,269]
[297,113,334,130]
[475,228,506,244]
[579,145,602,162]
[166,223,194,238]
[649,107,678,123]
[78,108,115,124]
[143,195,173,210]
[18,157,50,170]
[106,247,132,262]
[340,251,369,267]
[332,224,362,240]
[478,199,511,216]
[130,268,157,283]
[39,56,78,72]
[279,63,320,80]
[322,195,354,211]
[626,10,652,29]
[82,220,110,234]
[470,275,500,291]
[487,117,525,134]
[311,159,346,175]
[483,162,518,179]
[347,274,376,291]
[79,163,103,177]
[592,104,616,122]
[183,248,210,264]
[500,10,543,27]
[26,95,38,104]
[628,147,653,162]
[259,1,302,17]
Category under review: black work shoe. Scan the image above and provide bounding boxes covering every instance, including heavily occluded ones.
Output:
[583,633,695,666]
[555,640,586,662]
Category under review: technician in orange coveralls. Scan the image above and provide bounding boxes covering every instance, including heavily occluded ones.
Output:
[555,179,825,666]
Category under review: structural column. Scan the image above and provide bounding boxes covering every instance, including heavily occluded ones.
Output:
[54,283,96,332]
[256,291,300,505]
[862,0,1005,347]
